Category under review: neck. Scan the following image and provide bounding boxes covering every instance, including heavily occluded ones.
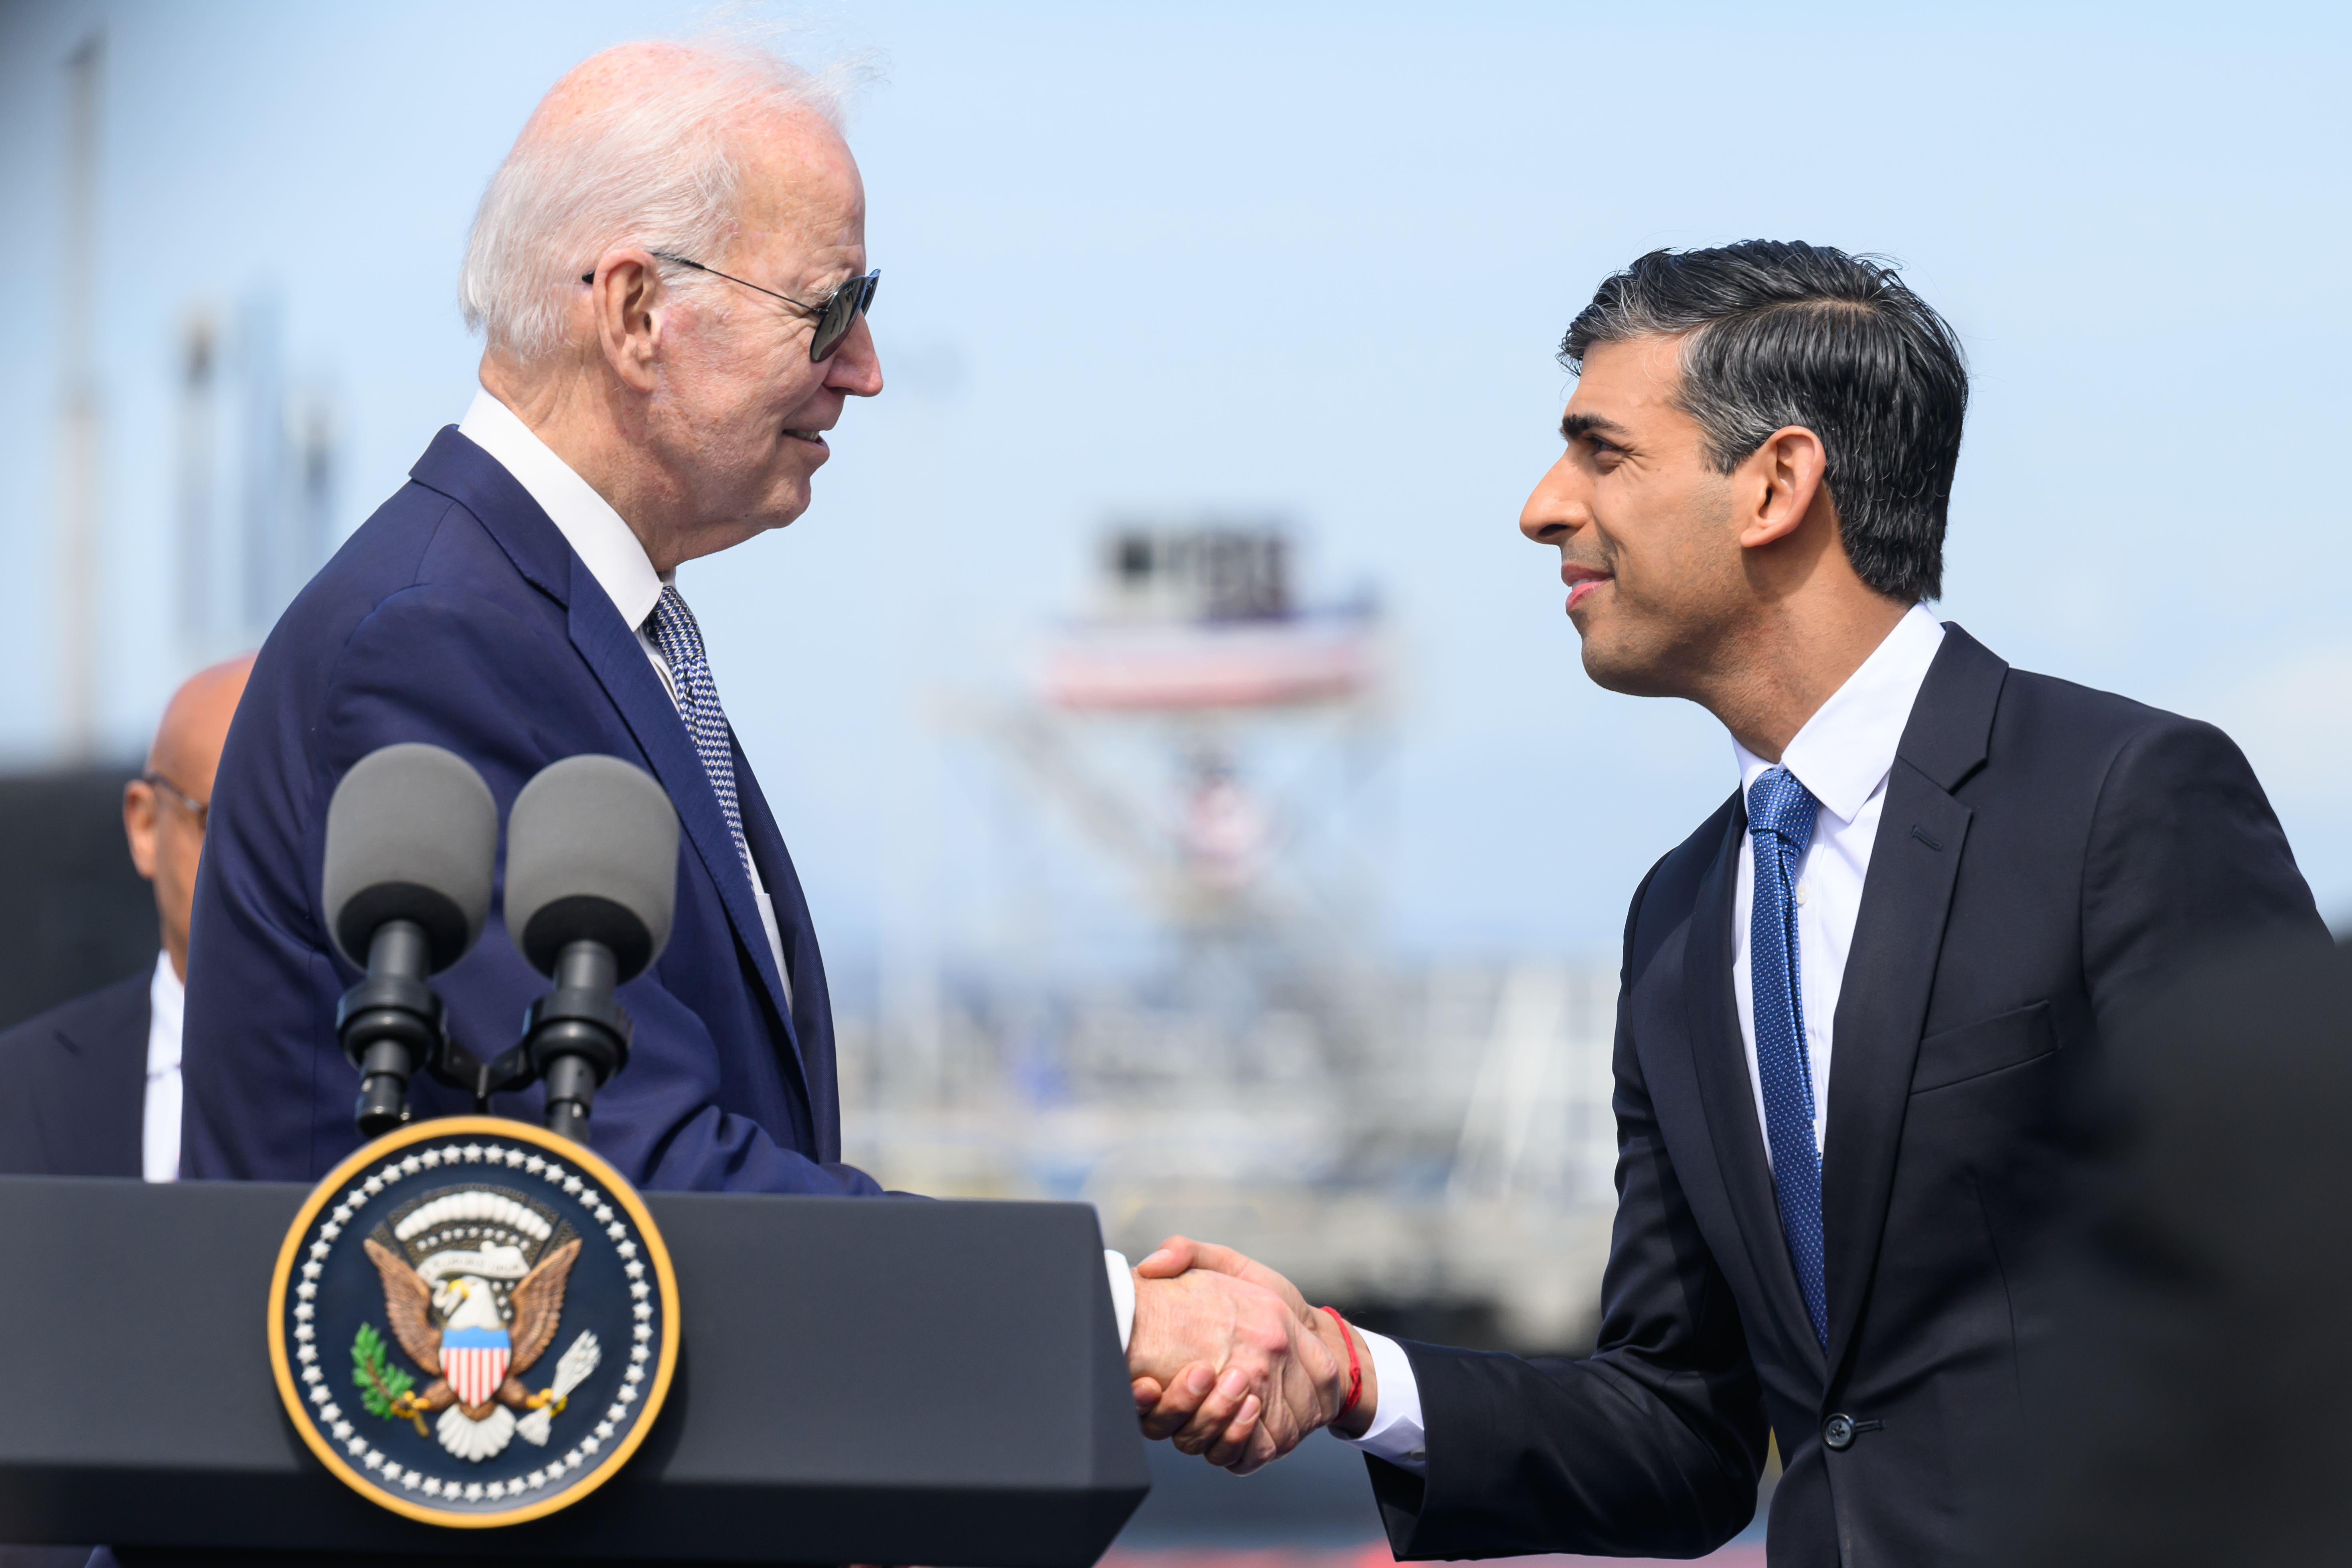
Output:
[1696,592,1910,763]
[480,356,693,573]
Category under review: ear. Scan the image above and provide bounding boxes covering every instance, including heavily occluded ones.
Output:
[1733,426,1831,551]
[583,249,670,393]
[123,780,159,882]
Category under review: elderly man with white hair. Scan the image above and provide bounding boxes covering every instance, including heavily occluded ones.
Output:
[178,38,1344,1462]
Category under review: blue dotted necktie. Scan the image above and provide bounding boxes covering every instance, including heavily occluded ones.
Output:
[1748,766,1828,1350]
[646,585,753,880]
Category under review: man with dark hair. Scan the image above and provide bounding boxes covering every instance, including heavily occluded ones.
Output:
[1133,241,2326,1565]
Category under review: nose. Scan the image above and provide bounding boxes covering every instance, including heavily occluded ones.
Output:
[1519,450,1585,547]
[825,313,883,397]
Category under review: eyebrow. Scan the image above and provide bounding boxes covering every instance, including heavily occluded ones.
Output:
[1560,411,1633,444]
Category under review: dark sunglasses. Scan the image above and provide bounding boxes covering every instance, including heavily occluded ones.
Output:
[579,253,879,362]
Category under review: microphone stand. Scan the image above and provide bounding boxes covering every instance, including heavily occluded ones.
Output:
[335,918,442,1137]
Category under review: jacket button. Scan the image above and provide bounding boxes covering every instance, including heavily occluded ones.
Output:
[1822,1413,1856,1451]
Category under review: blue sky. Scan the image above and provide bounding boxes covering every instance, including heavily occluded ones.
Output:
[3,0,2346,967]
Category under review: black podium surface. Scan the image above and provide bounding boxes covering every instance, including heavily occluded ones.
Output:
[0,1176,1148,1565]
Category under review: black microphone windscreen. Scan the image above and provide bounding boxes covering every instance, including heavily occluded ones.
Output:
[321,743,498,972]
[504,754,680,982]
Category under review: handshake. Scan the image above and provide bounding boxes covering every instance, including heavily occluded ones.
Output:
[1123,1237,1377,1475]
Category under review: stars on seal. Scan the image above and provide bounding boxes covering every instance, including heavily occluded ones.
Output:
[280,1129,667,1517]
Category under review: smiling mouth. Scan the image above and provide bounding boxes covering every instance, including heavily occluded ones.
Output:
[1561,565,1612,612]
[784,428,828,447]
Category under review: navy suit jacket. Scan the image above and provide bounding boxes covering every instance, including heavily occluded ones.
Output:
[0,972,148,1178]
[181,428,879,1196]
[1367,628,2327,1568]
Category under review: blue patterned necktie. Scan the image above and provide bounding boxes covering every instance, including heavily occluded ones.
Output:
[646,585,753,880]
[1748,765,1828,1350]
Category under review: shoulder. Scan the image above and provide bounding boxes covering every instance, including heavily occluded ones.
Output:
[1989,658,2322,948]
[0,970,152,1063]
[251,477,524,717]
[294,483,578,725]
[1993,666,2258,799]
[286,480,536,642]
[231,485,573,799]
[1997,665,2205,751]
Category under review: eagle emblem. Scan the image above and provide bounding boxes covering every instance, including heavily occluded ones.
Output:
[357,1187,600,1462]
[269,1118,678,1524]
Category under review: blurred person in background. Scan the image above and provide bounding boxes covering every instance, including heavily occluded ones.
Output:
[1991,938,2352,1568]
[172,36,1330,1442]
[1134,242,2328,1566]
[0,654,252,1182]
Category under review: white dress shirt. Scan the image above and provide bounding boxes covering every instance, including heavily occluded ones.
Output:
[452,390,1139,1345]
[1345,605,1947,1473]
[142,950,183,1183]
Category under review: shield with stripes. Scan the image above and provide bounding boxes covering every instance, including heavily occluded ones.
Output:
[442,1325,512,1408]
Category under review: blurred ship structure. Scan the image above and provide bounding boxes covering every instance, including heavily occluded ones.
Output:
[843,521,1619,1351]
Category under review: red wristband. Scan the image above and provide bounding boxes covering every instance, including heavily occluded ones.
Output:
[1322,1305,1363,1417]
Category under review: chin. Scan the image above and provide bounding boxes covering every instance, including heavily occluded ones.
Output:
[1577,628,1677,699]
[755,478,813,531]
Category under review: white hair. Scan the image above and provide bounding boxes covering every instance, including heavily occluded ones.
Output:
[459,40,855,365]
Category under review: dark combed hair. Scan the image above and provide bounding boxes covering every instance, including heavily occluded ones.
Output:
[1560,241,1967,603]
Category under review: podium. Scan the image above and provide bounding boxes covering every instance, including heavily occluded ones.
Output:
[0,1175,1149,1566]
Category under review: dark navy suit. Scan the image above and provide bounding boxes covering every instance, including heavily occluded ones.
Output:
[181,428,879,1195]
[1367,628,2326,1567]
[0,972,148,1179]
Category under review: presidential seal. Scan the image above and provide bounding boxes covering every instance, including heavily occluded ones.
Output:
[267,1116,679,1526]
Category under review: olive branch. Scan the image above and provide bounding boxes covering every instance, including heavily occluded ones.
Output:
[350,1322,417,1423]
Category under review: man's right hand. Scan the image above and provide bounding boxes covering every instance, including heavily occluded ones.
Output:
[1125,1254,1342,1474]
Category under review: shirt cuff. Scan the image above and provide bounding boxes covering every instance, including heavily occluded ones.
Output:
[1105,1250,1135,1352]
[1335,1329,1426,1473]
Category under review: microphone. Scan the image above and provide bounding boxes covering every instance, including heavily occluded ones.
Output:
[321,743,498,1136]
[504,755,679,1142]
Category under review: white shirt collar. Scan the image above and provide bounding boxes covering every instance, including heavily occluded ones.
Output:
[147,948,184,1078]
[1732,603,1947,825]
[457,388,668,630]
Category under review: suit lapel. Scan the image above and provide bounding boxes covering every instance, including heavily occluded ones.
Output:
[564,574,808,1096]
[1819,625,2006,1378]
[732,740,837,1162]
[1682,801,1828,1378]
[412,427,815,1109]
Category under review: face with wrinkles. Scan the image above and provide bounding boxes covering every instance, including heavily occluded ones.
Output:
[1516,334,1749,698]
[624,110,882,554]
